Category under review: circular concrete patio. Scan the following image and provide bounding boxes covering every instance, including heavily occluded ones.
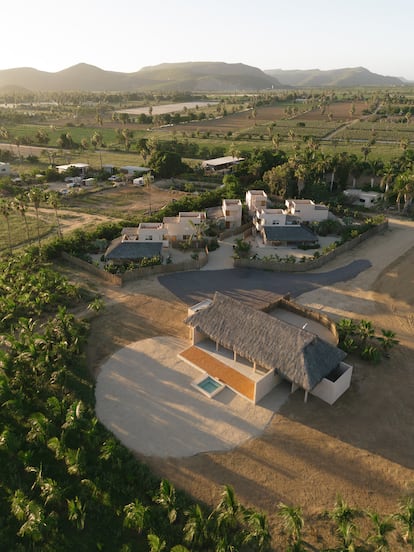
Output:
[95,336,290,458]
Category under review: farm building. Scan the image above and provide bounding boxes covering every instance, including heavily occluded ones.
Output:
[343,189,383,208]
[180,293,352,405]
[56,163,89,176]
[120,165,151,176]
[201,156,244,174]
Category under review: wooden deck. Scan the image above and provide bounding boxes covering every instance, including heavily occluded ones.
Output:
[180,346,255,402]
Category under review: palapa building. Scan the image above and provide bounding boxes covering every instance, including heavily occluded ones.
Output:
[180,293,353,405]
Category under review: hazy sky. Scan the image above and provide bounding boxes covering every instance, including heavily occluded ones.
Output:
[4,0,414,79]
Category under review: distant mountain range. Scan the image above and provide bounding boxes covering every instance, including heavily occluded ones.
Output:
[0,62,282,93]
[264,66,404,87]
[0,62,406,93]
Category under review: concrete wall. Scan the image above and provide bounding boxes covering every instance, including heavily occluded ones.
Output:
[254,370,281,403]
[311,362,353,405]
[234,221,388,273]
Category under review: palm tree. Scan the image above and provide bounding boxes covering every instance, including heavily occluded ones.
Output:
[380,164,396,195]
[278,502,304,547]
[394,496,414,548]
[11,489,47,543]
[366,511,395,551]
[243,509,272,551]
[376,329,399,353]
[143,171,153,214]
[329,496,359,552]
[183,504,210,549]
[212,485,244,548]
[147,534,166,552]
[12,195,30,243]
[27,186,45,247]
[361,144,371,162]
[0,199,13,253]
[47,191,62,238]
[123,499,149,533]
[153,479,178,524]
[357,320,375,346]
[67,496,86,530]
[395,173,414,214]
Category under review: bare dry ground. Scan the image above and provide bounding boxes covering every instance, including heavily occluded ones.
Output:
[72,217,414,550]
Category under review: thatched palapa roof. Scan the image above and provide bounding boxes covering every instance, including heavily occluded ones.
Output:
[185,292,346,391]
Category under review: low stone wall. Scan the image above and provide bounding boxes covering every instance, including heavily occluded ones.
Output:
[234,220,388,273]
[61,251,208,287]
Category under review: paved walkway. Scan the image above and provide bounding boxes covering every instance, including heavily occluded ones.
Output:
[95,336,290,458]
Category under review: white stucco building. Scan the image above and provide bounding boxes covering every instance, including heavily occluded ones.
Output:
[121,223,168,246]
[163,211,207,242]
[246,190,268,215]
[285,199,329,222]
[222,199,242,229]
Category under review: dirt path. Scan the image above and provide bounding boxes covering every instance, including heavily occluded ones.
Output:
[74,216,414,550]
[37,207,117,234]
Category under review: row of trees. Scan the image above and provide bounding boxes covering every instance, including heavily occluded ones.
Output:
[0,187,62,252]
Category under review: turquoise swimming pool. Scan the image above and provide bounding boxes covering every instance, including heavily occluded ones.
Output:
[198,376,221,394]
[192,374,225,398]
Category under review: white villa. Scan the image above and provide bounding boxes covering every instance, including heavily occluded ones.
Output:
[254,208,318,247]
[163,211,207,242]
[285,199,329,222]
[222,199,242,229]
[0,162,10,176]
[122,223,168,246]
[254,208,301,231]
[246,190,268,215]
[180,293,353,405]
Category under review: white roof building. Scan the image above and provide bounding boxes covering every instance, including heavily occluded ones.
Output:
[56,163,89,175]
[201,156,244,173]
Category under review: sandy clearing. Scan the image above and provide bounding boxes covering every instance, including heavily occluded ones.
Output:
[95,336,289,458]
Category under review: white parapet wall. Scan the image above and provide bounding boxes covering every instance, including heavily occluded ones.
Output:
[310,362,353,405]
[254,370,282,403]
